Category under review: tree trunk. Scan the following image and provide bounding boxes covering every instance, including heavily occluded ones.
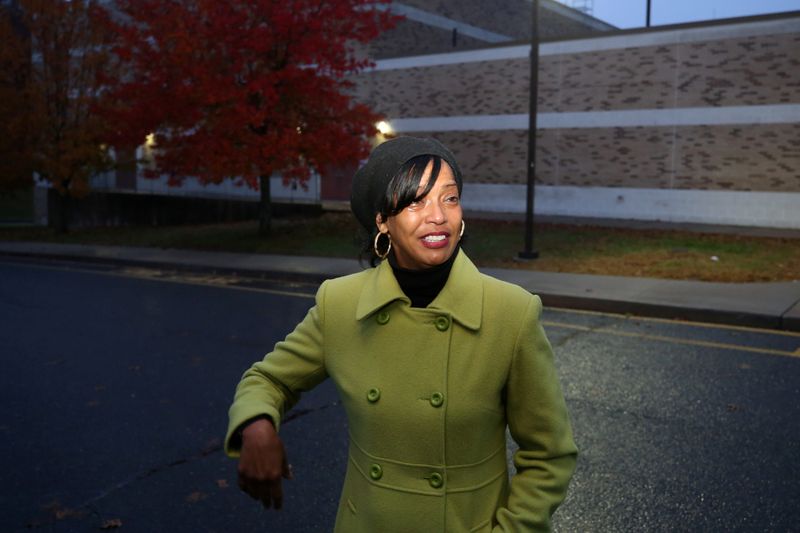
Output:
[52,190,71,234]
[258,174,272,237]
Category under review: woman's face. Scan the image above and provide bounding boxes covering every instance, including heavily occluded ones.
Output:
[377,160,463,270]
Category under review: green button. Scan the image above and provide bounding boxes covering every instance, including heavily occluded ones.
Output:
[435,316,449,331]
[367,388,381,403]
[430,392,444,407]
[369,463,383,480]
[428,472,443,488]
[376,310,390,325]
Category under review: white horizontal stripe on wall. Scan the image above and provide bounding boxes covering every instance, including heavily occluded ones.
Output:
[134,174,320,203]
[379,3,513,43]
[372,45,530,72]
[387,104,800,131]
[391,114,527,132]
[546,15,800,55]
[460,185,800,229]
[370,16,800,71]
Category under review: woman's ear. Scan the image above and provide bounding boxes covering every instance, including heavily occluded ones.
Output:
[375,213,389,234]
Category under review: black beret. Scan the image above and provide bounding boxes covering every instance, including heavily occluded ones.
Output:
[350,136,463,230]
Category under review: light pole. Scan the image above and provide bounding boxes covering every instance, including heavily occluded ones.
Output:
[646,0,652,27]
[519,0,540,260]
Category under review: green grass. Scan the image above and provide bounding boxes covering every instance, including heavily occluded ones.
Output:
[1,212,798,282]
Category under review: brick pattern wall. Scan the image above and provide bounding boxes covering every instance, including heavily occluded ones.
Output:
[399,123,800,192]
[352,58,530,117]
[675,35,800,107]
[419,130,529,184]
[355,23,800,193]
[555,33,800,112]
[673,124,800,191]
[357,32,800,116]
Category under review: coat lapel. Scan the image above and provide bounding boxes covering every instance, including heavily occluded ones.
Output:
[355,249,483,331]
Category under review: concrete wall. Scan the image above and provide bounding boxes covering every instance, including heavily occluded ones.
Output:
[351,14,800,228]
[369,0,614,59]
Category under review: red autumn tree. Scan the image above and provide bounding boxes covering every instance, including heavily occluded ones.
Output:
[0,0,117,232]
[100,0,398,235]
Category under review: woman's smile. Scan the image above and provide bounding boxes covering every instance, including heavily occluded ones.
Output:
[377,160,463,270]
[420,232,450,248]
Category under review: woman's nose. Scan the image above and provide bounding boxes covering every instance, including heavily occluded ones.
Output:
[425,200,446,223]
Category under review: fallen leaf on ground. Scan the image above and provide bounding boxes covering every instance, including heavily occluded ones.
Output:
[100,518,123,529]
[43,500,83,520]
[201,438,222,455]
[217,479,229,489]
[186,492,208,503]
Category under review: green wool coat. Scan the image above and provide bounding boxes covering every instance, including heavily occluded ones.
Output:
[225,250,577,532]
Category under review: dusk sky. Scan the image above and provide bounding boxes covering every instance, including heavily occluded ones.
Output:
[559,0,800,28]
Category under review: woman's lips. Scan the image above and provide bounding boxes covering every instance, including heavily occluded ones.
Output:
[420,233,450,249]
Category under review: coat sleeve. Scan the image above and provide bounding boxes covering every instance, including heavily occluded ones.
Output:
[494,294,578,533]
[224,281,329,457]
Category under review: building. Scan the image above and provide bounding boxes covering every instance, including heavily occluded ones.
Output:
[368,0,615,59]
[65,3,800,230]
[349,11,800,229]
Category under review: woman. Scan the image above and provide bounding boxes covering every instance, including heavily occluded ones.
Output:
[225,136,577,532]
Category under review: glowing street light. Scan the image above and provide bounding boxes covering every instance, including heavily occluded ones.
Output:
[376,120,393,136]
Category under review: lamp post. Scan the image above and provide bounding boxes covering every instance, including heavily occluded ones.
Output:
[519,0,540,260]
[646,0,652,27]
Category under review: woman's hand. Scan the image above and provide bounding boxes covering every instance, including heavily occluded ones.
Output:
[237,418,293,509]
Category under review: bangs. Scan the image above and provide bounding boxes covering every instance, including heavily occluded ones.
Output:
[381,155,442,218]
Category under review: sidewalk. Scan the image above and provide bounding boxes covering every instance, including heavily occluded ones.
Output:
[1,240,799,331]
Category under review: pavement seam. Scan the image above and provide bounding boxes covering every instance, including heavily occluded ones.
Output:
[546,320,799,358]
[548,320,611,349]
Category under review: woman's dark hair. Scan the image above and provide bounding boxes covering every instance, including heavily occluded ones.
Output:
[359,155,445,266]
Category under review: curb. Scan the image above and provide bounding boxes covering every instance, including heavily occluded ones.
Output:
[536,292,790,331]
[2,244,799,332]
[0,248,343,286]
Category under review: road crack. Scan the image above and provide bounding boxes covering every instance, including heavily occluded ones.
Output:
[22,400,341,531]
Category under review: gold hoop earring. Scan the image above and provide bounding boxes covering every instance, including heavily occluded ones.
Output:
[459,220,465,238]
[373,231,392,260]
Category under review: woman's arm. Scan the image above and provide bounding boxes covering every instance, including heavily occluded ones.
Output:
[224,282,329,509]
[495,295,578,533]
[225,281,329,454]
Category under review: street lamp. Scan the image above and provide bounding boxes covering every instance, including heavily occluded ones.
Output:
[519,0,540,260]
[376,121,393,136]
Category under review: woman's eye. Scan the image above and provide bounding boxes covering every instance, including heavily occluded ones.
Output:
[445,196,460,204]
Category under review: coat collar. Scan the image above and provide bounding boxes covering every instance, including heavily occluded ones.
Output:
[355,249,483,331]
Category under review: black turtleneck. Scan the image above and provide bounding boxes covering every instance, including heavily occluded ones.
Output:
[388,247,458,308]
